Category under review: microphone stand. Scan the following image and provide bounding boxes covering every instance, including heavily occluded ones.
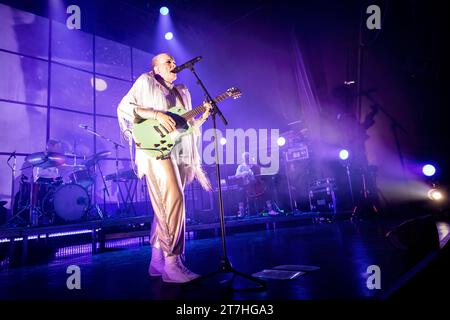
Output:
[283,151,302,215]
[80,126,125,213]
[187,65,266,290]
[362,92,407,175]
[7,152,17,222]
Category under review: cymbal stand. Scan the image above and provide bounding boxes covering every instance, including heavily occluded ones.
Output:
[10,164,43,227]
[6,152,27,225]
[80,126,125,213]
[283,152,301,214]
[93,161,108,219]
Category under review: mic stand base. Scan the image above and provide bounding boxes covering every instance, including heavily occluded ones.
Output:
[190,257,266,291]
[351,198,379,221]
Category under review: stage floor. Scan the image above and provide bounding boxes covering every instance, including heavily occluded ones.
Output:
[0,215,448,300]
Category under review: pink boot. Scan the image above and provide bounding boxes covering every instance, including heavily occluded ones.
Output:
[162,255,200,283]
[148,247,165,277]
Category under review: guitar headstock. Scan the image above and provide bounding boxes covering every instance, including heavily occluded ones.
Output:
[226,87,242,100]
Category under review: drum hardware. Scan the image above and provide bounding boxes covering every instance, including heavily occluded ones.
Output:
[6,151,28,226]
[69,166,94,189]
[63,151,86,163]
[24,151,66,169]
[7,149,106,226]
[8,151,66,226]
[26,152,63,225]
[79,124,124,215]
[83,150,111,168]
[64,147,104,219]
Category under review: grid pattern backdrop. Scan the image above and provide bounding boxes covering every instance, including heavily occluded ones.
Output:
[0,3,153,212]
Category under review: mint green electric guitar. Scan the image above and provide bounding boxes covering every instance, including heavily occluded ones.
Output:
[132,87,241,159]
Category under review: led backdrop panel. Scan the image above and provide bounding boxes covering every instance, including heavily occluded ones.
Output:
[0,101,47,153]
[0,4,49,59]
[49,108,94,158]
[132,48,153,80]
[95,76,132,117]
[50,63,93,113]
[0,51,48,106]
[95,115,129,159]
[95,36,132,81]
[51,20,93,72]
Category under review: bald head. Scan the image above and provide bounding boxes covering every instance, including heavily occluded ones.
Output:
[152,53,172,68]
[151,53,177,83]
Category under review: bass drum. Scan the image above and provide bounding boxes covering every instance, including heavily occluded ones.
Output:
[48,183,90,222]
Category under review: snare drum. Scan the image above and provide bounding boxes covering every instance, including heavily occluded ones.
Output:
[44,183,90,222]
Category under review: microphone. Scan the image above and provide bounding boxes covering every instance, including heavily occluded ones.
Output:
[171,56,202,73]
[79,124,88,129]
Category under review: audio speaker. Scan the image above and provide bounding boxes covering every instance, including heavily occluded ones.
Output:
[385,215,440,252]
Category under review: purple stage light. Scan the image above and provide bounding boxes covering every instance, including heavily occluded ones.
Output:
[422,164,436,177]
[160,7,169,15]
[220,137,227,145]
[277,137,286,146]
[339,149,349,160]
[428,188,443,201]
[164,32,173,40]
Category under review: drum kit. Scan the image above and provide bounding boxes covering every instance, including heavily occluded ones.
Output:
[9,150,111,227]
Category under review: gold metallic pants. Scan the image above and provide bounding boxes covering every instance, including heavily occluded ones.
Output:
[145,157,186,257]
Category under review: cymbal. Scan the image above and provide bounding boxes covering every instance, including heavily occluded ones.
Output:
[25,152,66,168]
[61,163,86,169]
[64,152,86,159]
[84,150,111,167]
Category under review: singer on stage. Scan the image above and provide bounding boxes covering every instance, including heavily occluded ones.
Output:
[117,53,212,283]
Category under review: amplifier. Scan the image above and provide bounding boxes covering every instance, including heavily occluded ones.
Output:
[309,178,335,189]
[285,145,309,162]
[309,185,337,213]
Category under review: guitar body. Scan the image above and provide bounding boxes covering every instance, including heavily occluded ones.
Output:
[131,87,241,159]
[132,106,193,159]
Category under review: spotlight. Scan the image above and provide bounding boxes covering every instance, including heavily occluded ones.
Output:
[422,164,436,177]
[220,137,227,145]
[164,32,173,40]
[339,149,349,160]
[160,7,169,15]
[277,137,286,146]
[428,188,443,201]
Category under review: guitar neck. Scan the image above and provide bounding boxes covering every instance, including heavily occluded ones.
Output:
[182,92,231,120]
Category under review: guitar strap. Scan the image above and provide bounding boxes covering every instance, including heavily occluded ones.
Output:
[153,73,186,109]
[171,86,186,109]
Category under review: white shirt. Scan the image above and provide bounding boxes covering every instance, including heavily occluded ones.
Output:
[117,72,205,182]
